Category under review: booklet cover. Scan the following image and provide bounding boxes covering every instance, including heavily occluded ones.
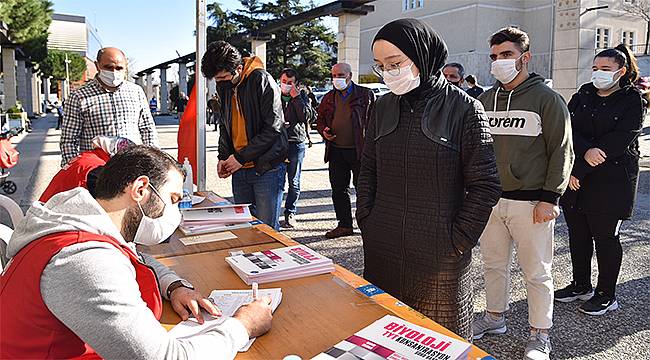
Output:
[225,245,335,285]
[312,315,471,360]
[181,204,253,224]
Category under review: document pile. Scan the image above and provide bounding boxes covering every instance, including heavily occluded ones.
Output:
[225,245,335,285]
[313,315,471,360]
[179,204,253,235]
[168,288,282,352]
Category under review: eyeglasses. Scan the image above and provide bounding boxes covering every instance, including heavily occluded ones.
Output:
[372,61,412,78]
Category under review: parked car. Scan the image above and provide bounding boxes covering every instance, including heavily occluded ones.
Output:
[361,83,391,97]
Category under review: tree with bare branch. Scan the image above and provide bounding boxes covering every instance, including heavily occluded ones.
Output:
[621,0,650,54]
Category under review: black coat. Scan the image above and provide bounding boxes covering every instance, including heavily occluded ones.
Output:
[356,77,501,340]
[217,68,288,175]
[560,83,644,219]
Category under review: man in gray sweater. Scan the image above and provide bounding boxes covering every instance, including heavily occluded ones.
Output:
[0,146,272,359]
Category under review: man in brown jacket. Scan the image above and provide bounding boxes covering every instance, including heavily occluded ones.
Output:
[316,63,375,239]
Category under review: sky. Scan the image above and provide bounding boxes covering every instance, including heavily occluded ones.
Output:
[52,0,337,76]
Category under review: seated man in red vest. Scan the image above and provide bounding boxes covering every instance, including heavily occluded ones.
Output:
[40,135,135,202]
[1,146,273,359]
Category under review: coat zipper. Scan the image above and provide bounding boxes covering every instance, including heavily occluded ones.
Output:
[399,104,414,296]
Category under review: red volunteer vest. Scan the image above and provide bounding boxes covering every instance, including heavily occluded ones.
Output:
[39,149,110,203]
[0,231,163,359]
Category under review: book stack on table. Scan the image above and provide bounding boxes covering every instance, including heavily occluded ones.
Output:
[179,204,253,235]
[225,245,335,285]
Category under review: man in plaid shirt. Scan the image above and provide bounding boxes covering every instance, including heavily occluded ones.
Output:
[60,47,159,166]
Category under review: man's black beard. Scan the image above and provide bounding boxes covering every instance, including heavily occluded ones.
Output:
[121,195,164,243]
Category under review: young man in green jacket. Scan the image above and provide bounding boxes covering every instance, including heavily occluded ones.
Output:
[473,27,574,360]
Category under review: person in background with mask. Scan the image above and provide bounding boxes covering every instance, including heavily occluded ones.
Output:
[556,45,643,316]
[474,27,573,360]
[442,62,465,88]
[316,63,375,239]
[358,18,500,341]
[278,68,311,228]
[60,47,159,167]
[465,74,484,98]
[0,146,274,359]
[201,41,287,230]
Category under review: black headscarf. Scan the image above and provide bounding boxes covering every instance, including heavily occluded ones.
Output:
[372,19,448,94]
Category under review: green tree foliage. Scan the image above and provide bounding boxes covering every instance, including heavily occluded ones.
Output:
[40,50,87,82]
[206,0,335,86]
[0,0,53,63]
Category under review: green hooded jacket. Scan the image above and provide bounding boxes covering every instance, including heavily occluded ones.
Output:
[478,74,574,204]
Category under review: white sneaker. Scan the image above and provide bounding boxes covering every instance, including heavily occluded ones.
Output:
[524,330,551,360]
[472,312,507,340]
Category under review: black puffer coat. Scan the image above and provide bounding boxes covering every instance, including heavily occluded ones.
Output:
[560,83,644,219]
[356,75,501,340]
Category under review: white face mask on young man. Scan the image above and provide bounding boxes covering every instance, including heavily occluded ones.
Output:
[591,69,622,90]
[98,69,125,87]
[383,62,420,95]
[491,53,525,84]
[133,184,182,246]
[280,83,293,94]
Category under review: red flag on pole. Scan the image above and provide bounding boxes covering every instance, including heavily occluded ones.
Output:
[177,86,198,184]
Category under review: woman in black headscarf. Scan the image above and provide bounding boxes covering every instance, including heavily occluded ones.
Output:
[356,19,501,340]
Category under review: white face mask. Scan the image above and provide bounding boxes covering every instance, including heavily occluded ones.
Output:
[98,69,125,87]
[383,62,421,96]
[332,78,349,91]
[280,83,292,94]
[133,184,181,245]
[491,54,525,84]
[591,69,621,90]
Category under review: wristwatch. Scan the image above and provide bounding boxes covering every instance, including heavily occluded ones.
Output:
[167,279,194,298]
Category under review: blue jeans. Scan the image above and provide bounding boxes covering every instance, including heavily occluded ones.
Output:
[232,163,287,230]
[284,142,306,216]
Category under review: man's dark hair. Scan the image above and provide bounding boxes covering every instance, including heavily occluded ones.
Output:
[489,27,530,53]
[280,68,299,82]
[465,74,477,85]
[443,63,465,78]
[201,41,242,78]
[94,146,183,200]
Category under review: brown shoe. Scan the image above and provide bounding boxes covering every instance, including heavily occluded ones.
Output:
[325,226,354,239]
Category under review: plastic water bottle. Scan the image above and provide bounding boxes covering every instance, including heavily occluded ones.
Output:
[180,158,193,209]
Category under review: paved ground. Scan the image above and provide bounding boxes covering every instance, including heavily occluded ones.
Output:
[4,113,649,359]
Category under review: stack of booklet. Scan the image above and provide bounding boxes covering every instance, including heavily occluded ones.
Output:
[168,288,282,352]
[312,315,472,360]
[225,245,335,285]
[179,204,253,235]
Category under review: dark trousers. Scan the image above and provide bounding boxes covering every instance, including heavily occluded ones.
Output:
[328,146,360,228]
[564,208,623,298]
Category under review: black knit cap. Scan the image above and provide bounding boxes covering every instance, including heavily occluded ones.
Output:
[372,18,448,86]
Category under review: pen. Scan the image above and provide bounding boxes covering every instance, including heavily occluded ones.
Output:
[252,282,258,301]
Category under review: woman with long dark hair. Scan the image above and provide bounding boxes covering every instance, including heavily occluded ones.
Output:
[556,44,644,316]
[356,19,501,340]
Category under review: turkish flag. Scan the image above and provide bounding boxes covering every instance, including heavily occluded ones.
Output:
[177,86,198,184]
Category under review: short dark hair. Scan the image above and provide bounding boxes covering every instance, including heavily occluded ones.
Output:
[465,74,477,85]
[201,41,242,78]
[443,63,465,78]
[489,27,530,53]
[94,146,183,200]
[280,68,299,82]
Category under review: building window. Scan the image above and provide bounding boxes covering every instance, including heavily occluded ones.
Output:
[622,31,635,47]
[596,28,610,49]
[403,0,424,11]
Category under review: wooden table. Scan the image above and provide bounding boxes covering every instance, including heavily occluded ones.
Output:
[137,192,278,258]
[160,225,491,359]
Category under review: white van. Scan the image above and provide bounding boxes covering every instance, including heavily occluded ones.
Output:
[361,83,391,96]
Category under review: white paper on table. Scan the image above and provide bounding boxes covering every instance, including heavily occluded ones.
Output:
[168,288,282,352]
[178,231,237,245]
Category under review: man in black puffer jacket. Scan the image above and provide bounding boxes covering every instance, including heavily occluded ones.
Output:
[201,41,288,230]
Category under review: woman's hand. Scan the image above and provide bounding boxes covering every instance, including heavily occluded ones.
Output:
[584,148,607,167]
[569,175,580,191]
